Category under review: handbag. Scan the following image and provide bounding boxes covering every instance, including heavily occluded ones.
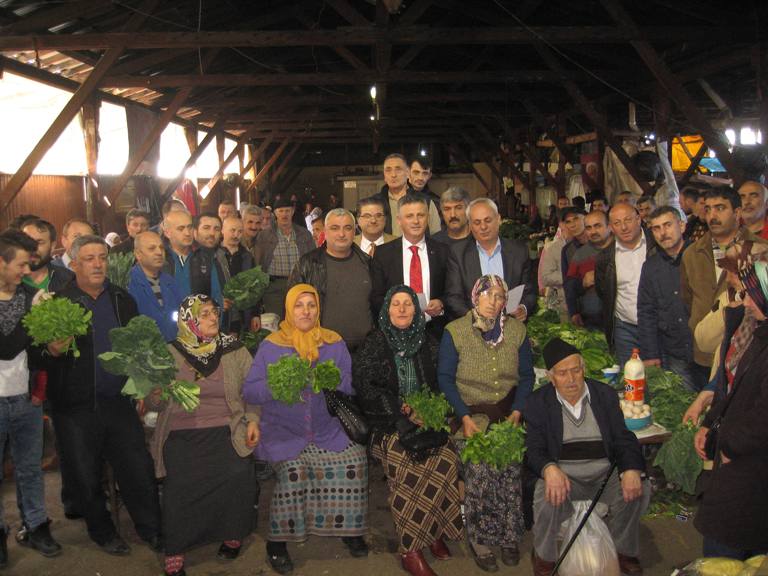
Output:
[396,418,448,459]
[324,390,370,445]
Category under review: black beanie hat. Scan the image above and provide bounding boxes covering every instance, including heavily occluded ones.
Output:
[543,338,580,370]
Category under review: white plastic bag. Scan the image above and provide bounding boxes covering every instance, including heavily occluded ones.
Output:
[558,501,621,576]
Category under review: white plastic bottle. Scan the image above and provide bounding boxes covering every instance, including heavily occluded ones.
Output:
[623,348,646,403]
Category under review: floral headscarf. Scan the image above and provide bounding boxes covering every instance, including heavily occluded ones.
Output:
[378,285,426,397]
[470,274,509,347]
[173,294,240,377]
[266,284,342,362]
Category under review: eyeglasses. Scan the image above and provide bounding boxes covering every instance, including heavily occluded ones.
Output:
[199,307,221,320]
[359,213,384,220]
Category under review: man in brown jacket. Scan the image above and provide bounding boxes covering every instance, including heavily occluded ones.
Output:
[681,186,768,377]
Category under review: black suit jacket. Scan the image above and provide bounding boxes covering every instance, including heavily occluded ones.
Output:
[444,236,537,318]
[522,378,646,478]
[369,236,450,332]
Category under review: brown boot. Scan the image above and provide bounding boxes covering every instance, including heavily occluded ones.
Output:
[531,549,556,576]
[618,554,643,575]
[401,550,438,576]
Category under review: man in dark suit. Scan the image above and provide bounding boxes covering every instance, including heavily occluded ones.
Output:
[444,198,536,320]
[370,194,450,337]
[524,338,648,576]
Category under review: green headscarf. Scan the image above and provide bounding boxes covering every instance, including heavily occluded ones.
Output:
[378,285,426,397]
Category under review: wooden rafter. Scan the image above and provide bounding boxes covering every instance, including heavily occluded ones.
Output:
[161,119,225,202]
[0,0,112,35]
[243,140,293,196]
[238,134,277,180]
[270,143,302,184]
[449,143,492,195]
[201,127,261,199]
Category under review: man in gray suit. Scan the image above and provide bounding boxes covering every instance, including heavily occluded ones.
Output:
[445,198,536,320]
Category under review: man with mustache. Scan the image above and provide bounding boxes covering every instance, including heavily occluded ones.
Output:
[431,186,471,246]
[564,210,613,329]
[737,180,768,239]
[21,218,74,293]
[638,207,703,391]
[681,187,768,378]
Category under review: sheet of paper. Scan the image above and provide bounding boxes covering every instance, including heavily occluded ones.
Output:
[417,292,428,311]
[506,284,526,314]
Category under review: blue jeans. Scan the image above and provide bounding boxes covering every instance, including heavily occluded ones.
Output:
[703,536,766,560]
[613,318,640,368]
[662,355,707,393]
[0,394,47,530]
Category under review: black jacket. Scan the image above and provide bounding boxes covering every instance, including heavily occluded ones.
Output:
[637,244,692,362]
[45,283,138,411]
[369,236,450,334]
[375,184,436,236]
[352,329,439,435]
[287,244,371,310]
[523,378,645,478]
[444,236,537,318]
[594,230,657,349]
[161,242,226,299]
[695,322,768,550]
[46,264,75,293]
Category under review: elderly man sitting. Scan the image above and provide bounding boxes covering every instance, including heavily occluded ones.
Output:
[524,338,649,576]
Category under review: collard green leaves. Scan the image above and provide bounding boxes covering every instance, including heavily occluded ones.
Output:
[461,420,527,469]
[223,266,270,311]
[98,315,200,412]
[241,328,271,353]
[403,390,451,432]
[653,423,702,495]
[106,252,134,290]
[22,297,92,357]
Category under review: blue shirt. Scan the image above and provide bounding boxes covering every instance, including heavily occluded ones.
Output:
[477,239,504,279]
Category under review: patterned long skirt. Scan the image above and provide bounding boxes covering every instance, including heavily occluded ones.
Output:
[456,441,524,547]
[269,442,368,541]
[372,432,464,553]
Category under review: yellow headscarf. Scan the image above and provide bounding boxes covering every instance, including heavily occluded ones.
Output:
[266,283,342,362]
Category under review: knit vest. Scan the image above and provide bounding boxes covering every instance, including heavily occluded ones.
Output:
[445,312,526,406]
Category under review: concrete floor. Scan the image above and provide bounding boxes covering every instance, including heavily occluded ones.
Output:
[0,462,702,576]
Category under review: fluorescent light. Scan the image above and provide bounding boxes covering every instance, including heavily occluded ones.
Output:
[103,196,111,207]
[420,149,427,157]
[369,115,375,121]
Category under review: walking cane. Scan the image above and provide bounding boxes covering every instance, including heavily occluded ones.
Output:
[550,462,617,576]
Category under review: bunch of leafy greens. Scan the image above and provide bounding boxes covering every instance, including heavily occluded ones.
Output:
[23,297,92,357]
[653,422,702,494]
[403,390,451,432]
[98,315,200,412]
[499,219,534,241]
[312,360,341,393]
[241,328,271,353]
[645,366,696,430]
[526,304,615,378]
[222,266,270,311]
[267,355,343,404]
[461,420,527,469]
[106,252,134,290]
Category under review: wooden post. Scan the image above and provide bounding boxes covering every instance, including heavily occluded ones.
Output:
[201,127,260,200]
[679,143,708,188]
[105,87,194,204]
[243,140,293,196]
[270,143,302,184]
[160,120,224,203]
[80,97,100,223]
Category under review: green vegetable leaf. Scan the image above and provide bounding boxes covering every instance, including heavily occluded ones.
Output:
[267,354,312,404]
[241,328,271,353]
[22,296,92,357]
[223,266,270,311]
[403,390,452,432]
[653,423,702,494]
[460,420,527,469]
[312,360,341,393]
[106,252,134,290]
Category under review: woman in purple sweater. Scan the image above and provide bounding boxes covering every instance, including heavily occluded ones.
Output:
[243,283,368,574]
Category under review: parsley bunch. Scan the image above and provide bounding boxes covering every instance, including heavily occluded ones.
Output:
[267,355,342,404]
[461,420,527,469]
[403,390,451,432]
[23,297,92,358]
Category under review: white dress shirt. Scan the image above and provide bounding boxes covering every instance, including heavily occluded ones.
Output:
[402,236,431,319]
[614,235,647,325]
[360,234,387,256]
[556,386,591,419]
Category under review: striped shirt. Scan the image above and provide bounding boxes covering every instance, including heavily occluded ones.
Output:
[146,274,164,307]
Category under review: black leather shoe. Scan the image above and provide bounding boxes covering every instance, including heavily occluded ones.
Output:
[144,534,164,553]
[16,520,62,557]
[341,536,369,558]
[501,543,520,566]
[0,528,7,569]
[98,535,131,556]
[266,542,293,575]
[472,550,499,572]
[216,542,241,560]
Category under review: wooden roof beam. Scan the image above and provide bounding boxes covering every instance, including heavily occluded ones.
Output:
[160,118,224,202]
[599,0,741,183]
[0,0,112,35]
[244,140,293,196]
[0,26,747,51]
[270,143,302,184]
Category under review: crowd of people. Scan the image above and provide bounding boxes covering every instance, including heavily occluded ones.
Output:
[0,151,767,575]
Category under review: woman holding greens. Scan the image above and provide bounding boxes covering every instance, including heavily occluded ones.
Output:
[438,274,534,572]
[147,294,259,576]
[243,283,368,575]
[354,285,463,576]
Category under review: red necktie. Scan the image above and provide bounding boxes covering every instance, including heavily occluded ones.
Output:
[409,245,423,294]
